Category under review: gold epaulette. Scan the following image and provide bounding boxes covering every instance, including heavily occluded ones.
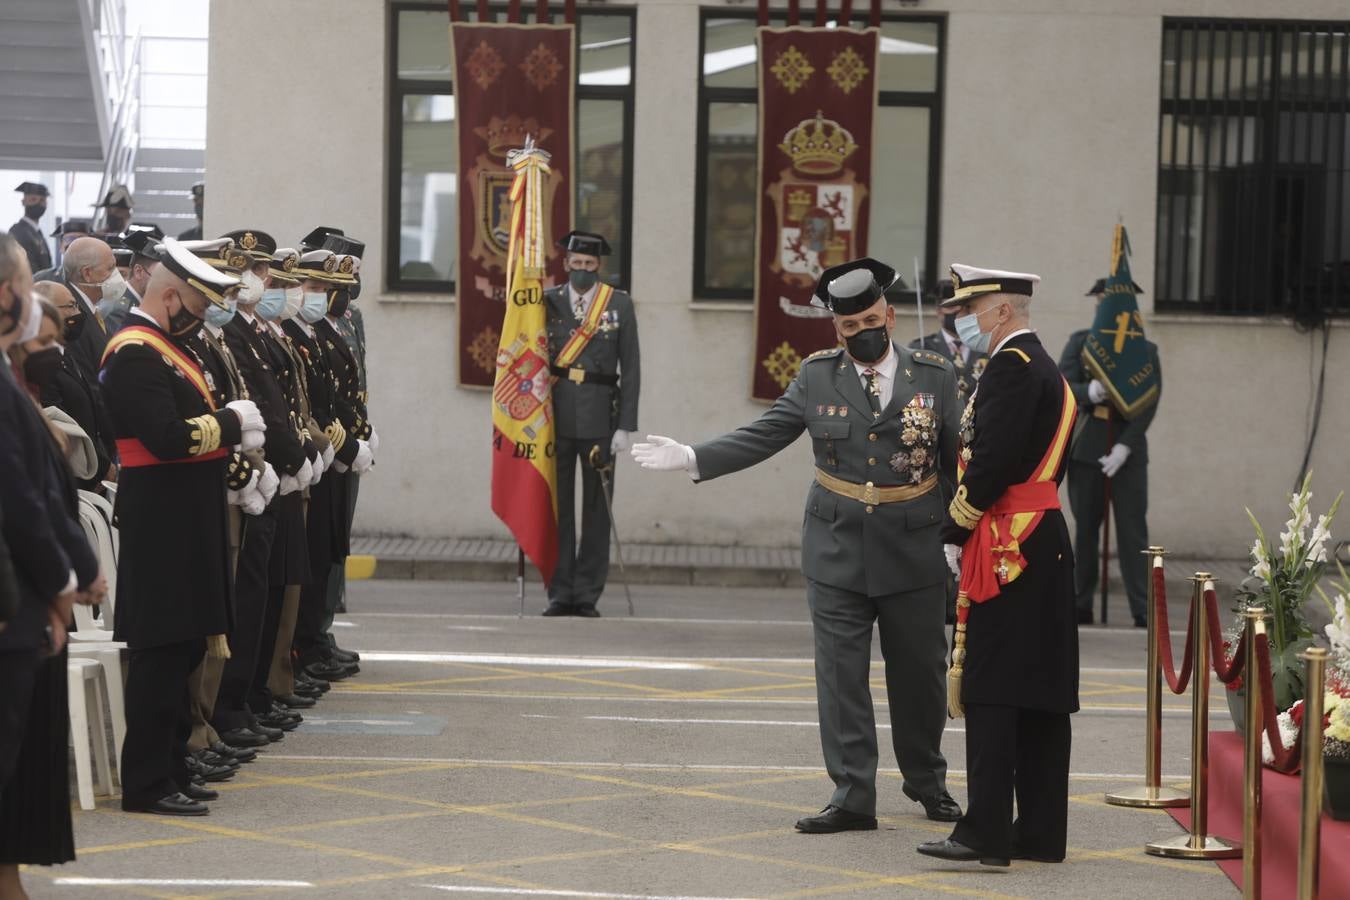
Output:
[949,484,983,530]
[802,346,844,365]
[911,349,951,369]
[999,347,1031,363]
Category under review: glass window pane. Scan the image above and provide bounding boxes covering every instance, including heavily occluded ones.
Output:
[869,106,929,293]
[877,21,938,92]
[140,37,208,75]
[579,13,632,86]
[577,98,628,285]
[700,102,758,291]
[399,10,452,81]
[703,18,758,90]
[399,94,456,283]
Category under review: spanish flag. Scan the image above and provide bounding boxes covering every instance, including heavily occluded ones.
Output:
[490,143,558,585]
[1081,224,1160,419]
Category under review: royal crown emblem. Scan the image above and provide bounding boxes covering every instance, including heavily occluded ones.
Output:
[779,111,857,177]
[322,255,337,274]
[240,232,257,251]
[282,254,297,272]
[474,115,554,159]
[227,252,247,269]
[338,256,355,275]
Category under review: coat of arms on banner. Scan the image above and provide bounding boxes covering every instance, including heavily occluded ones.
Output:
[766,111,866,288]
[493,332,553,439]
[467,115,563,278]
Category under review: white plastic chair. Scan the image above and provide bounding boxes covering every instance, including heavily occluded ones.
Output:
[69,504,128,767]
[67,657,116,810]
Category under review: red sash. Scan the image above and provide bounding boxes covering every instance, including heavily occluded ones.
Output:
[116,439,227,468]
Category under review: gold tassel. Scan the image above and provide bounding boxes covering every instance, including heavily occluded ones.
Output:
[207,634,231,659]
[946,595,970,719]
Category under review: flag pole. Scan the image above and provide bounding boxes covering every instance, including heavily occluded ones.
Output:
[1099,418,1113,625]
[517,547,525,619]
[913,257,924,344]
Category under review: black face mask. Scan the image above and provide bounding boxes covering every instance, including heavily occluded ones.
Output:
[327,289,350,318]
[347,280,361,302]
[168,299,203,337]
[63,312,87,342]
[568,269,599,293]
[22,346,63,386]
[24,203,46,221]
[942,312,957,334]
[845,324,891,364]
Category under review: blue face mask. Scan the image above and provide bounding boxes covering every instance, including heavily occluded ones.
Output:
[299,291,327,324]
[257,288,287,320]
[954,305,998,354]
[205,299,237,329]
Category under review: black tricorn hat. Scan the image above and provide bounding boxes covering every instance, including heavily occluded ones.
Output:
[221,229,277,262]
[320,233,365,260]
[50,219,90,237]
[927,278,955,306]
[1085,277,1145,296]
[15,181,49,197]
[557,230,611,257]
[812,257,900,315]
[95,185,133,209]
[300,226,344,253]
[122,227,164,262]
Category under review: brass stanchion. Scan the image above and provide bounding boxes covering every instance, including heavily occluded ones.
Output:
[1107,547,1189,808]
[1296,647,1328,900]
[1146,573,1242,859]
[1243,609,1266,900]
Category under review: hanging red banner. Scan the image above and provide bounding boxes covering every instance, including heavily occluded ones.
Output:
[449,21,575,387]
[751,26,879,401]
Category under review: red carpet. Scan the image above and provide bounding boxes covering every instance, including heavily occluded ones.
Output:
[1165,732,1350,899]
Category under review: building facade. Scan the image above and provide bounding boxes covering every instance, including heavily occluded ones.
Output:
[205,0,1350,559]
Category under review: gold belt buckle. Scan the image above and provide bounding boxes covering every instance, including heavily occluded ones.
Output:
[1093,404,1111,420]
[568,367,586,384]
[862,481,879,505]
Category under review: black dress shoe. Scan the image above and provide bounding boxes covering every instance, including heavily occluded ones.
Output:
[123,792,209,816]
[902,785,963,822]
[304,659,350,681]
[541,604,574,617]
[183,782,219,802]
[276,692,317,709]
[258,708,300,731]
[193,748,239,769]
[250,723,285,742]
[574,606,601,618]
[917,838,1010,867]
[330,646,360,663]
[794,805,878,834]
[219,727,270,749]
[297,671,330,693]
[210,741,255,764]
[185,756,236,783]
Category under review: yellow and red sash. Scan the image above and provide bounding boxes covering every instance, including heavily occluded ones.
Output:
[553,283,614,370]
[956,373,1076,605]
[102,325,228,467]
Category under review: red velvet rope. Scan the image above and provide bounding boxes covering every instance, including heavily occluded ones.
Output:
[1153,566,1194,694]
[1255,633,1303,773]
[1204,588,1247,684]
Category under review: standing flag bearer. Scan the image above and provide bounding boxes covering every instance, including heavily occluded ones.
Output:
[491,142,560,596]
[1058,225,1161,626]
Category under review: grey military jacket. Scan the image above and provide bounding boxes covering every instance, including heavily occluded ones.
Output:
[545,283,640,440]
[693,343,959,597]
[1058,328,1161,464]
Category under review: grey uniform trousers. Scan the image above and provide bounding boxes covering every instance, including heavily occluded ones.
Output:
[549,435,613,611]
[1067,458,1149,620]
[807,578,949,816]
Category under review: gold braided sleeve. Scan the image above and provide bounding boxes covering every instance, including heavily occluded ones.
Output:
[324,421,347,452]
[949,484,983,531]
[186,414,223,456]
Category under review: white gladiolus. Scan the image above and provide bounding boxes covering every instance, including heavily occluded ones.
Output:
[1307,514,1332,567]
[1252,557,1272,582]
[1327,594,1350,660]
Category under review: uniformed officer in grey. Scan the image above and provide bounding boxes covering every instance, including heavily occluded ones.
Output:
[1059,278,1161,627]
[543,230,640,617]
[632,257,962,833]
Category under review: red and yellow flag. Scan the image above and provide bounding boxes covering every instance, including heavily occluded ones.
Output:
[490,144,558,584]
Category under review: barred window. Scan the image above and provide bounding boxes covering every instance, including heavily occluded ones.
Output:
[694,11,945,300]
[387,3,636,293]
[1157,19,1350,318]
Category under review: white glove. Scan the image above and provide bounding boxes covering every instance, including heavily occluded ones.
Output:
[351,439,374,474]
[257,462,279,504]
[227,468,260,506]
[239,430,264,452]
[630,435,695,473]
[944,544,963,578]
[278,473,301,496]
[610,430,632,454]
[309,454,325,485]
[1087,380,1108,404]
[1099,443,1131,478]
[333,458,349,473]
[322,444,335,469]
[225,399,265,434]
[239,484,265,516]
[297,458,313,486]
[368,429,379,454]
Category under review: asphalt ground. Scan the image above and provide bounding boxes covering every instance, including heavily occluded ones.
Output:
[26,580,1242,900]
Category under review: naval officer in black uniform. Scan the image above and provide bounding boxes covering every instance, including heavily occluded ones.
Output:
[543,231,640,617]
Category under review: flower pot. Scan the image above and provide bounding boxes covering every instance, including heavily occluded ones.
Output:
[1225,685,1246,734]
[1326,758,1350,822]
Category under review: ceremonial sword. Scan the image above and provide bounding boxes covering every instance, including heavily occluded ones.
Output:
[589,445,635,617]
